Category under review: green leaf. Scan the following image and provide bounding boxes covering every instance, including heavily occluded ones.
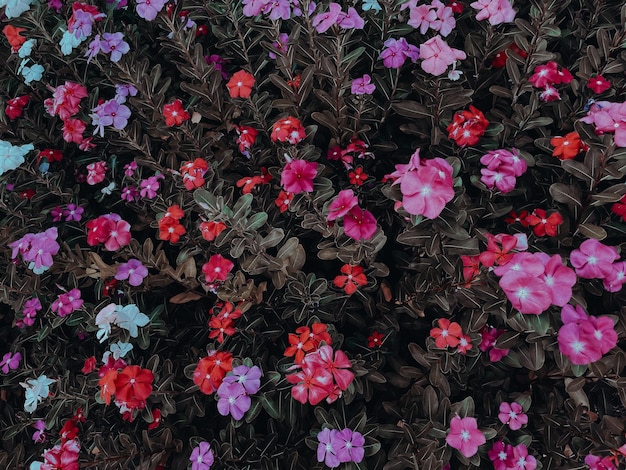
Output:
[246,212,268,231]
[260,394,281,419]
[391,100,431,119]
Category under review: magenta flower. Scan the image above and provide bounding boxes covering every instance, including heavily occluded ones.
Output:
[22,298,42,327]
[51,288,84,317]
[420,35,466,76]
[281,159,318,194]
[603,261,626,292]
[312,3,343,33]
[570,239,619,279]
[337,7,364,29]
[135,0,166,21]
[499,274,552,315]
[327,189,359,221]
[343,207,377,241]
[216,382,251,420]
[558,322,602,365]
[511,443,537,470]
[32,420,46,443]
[538,254,576,306]
[316,428,341,468]
[139,175,163,199]
[585,454,617,470]
[380,38,419,69]
[115,259,149,286]
[445,415,486,458]
[189,441,214,470]
[121,186,140,202]
[269,33,289,59]
[0,351,21,373]
[223,365,262,395]
[488,441,515,470]
[335,428,365,464]
[351,74,376,95]
[498,402,528,430]
[63,204,84,222]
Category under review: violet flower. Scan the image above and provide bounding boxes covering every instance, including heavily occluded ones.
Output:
[223,365,262,394]
[190,441,214,470]
[115,258,149,286]
[100,32,130,63]
[216,382,251,420]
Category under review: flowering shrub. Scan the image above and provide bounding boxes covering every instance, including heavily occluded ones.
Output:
[1,0,626,469]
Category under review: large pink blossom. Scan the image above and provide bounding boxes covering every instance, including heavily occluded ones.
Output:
[303,345,354,391]
[445,415,485,458]
[499,274,552,315]
[281,159,317,194]
[558,304,617,365]
[419,35,466,76]
[558,323,602,365]
[570,238,619,279]
[343,207,377,241]
[603,261,626,292]
[537,253,577,306]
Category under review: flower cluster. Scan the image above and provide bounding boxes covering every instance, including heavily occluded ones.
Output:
[316,427,365,468]
[580,100,626,147]
[98,365,154,411]
[286,345,354,405]
[470,0,515,25]
[9,227,60,274]
[557,304,617,365]
[5,94,29,119]
[528,61,573,103]
[18,298,42,328]
[193,350,233,395]
[86,32,130,63]
[325,189,377,240]
[404,0,456,36]
[181,158,209,190]
[158,204,186,243]
[488,442,536,470]
[216,364,262,420]
[51,288,84,317]
[479,148,527,194]
[327,137,373,169]
[430,318,472,354]
[95,303,150,342]
[271,116,306,145]
[20,374,55,413]
[447,105,489,147]
[207,301,242,343]
[389,149,455,219]
[86,213,132,251]
[284,323,332,364]
[570,239,625,292]
[242,0,303,20]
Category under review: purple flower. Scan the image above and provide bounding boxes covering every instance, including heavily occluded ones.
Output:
[139,175,163,199]
[32,420,46,443]
[380,38,406,68]
[337,7,364,29]
[51,288,84,317]
[47,0,62,12]
[269,33,289,59]
[312,3,343,33]
[115,84,138,103]
[21,228,60,274]
[85,34,102,63]
[351,74,376,95]
[135,0,166,21]
[223,365,262,394]
[100,32,130,63]
[335,428,365,463]
[91,99,131,136]
[121,186,139,202]
[51,206,63,222]
[266,0,291,19]
[70,9,95,39]
[206,54,230,79]
[189,441,214,470]
[0,352,21,374]
[316,428,341,468]
[115,258,149,286]
[63,204,84,222]
[216,382,251,420]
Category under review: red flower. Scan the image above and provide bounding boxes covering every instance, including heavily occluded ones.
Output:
[208,316,236,343]
[308,322,332,347]
[457,334,472,354]
[284,329,316,364]
[163,99,190,127]
[3,25,27,52]
[226,70,255,98]
[550,131,584,160]
[180,158,208,190]
[236,175,263,194]
[98,369,118,405]
[5,95,29,120]
[368,331,384,348]
[478,234,519,267]
[211,301,242,321]
[271,116,306,145]
[430,318,462,348]
[115,365,154,409]
[193,351,233,394]
[505,210,530,226]
[148,409,162,430]
[60,418,79,442]
[447,106,488,147]
[81,356,97,374]
[447,0,463,13]
[159,219,186,243]
[348,167,368,186]
[38,149,63,164]
[611,194,626,222]
[103,278,118,297]
[200,221,227,241]
[524,209,563,237]
[587,75,611,94]
[275,190,293,213]
[287,74,301,90]
[461,255,480,287]
[234,125,258,154]
[333,264,367,295]
[202,254,234,283]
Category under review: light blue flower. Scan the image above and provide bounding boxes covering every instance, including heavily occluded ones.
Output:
[0,0,34,18]
[362,0,381,13]
[59,29,84,55]
[21,62,44,85]
[18,38,36,58]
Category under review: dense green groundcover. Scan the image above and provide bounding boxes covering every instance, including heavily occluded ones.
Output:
[1,0,626,468]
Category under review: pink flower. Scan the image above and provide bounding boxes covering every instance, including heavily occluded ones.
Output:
[115,258,149,286]
[603,261,626,292]
[480,167,517,193]
[445,415,486,458]
[581,315,618,355]
[327,189,358,221]
[312,3,343,33]
[585,454,617,470]
[558,322,602,365]
[103,217,132,251]
[281,159,317,194]
[408,4,437,34]
[135,0,166,20]
[511,443,537,470]
[528,62,559,88]
[398,156,455,219]
[51,288,84,317]
[62,118,86,144]
[86,161,108,185]
[488,441,515,470]
[538,254,576,306]
[343,207,377,241]
[303,345,354,391]
[479,326,509,362]
[498,274,552,315]
[470,0,516,25]
[540,85,561,102]
[351,74,376,95]
[202,254,234,283]
[498,402,528,430]
[570,238,619,279]
[419,35,466,76]
[286,366,333,405]
[139,175,163,199]
[42,439,80,470]
[337,7,365,29]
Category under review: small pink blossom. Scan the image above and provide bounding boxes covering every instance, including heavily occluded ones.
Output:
[445,415,486,458]
[281,159,318,194]
[351,74,376,95]
[498,402,528,430]
[488,441,515,470]
[470,0,516,25]
[51,288,84,317]
[419,35,466,76]
[115,258,149,286]
[327,189,358,221]
[86,161,108,185]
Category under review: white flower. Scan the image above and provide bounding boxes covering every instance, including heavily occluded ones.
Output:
[109,341,133,360]
[0,140,34,176]
[95,303,119,343]
[115,304,149,338]
[18,38,36,58]
[0,0,34,18]
[59,30,84,55]
[20,375,55,413]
